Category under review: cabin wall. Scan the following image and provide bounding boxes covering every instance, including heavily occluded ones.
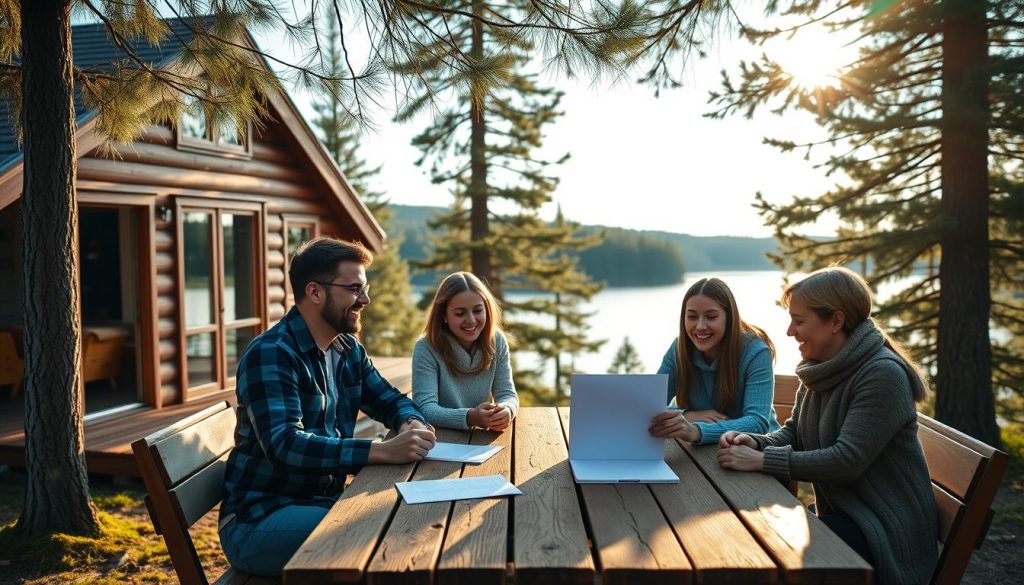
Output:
[77,118,364,407]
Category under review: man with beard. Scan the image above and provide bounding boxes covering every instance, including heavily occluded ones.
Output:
[218,237,436,577]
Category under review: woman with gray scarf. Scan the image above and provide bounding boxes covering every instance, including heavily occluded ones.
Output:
[717,266,938,585]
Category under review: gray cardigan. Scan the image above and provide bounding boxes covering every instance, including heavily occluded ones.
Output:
[755,321,938,584]
[411,331,519,430]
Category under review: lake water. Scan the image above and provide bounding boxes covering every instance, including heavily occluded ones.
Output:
[505,270,800,379]
[505,269,921,382]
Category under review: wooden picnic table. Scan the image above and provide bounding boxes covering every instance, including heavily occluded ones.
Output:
[283,407,872,585]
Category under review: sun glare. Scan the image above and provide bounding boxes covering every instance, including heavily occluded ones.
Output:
[766,26,859,91]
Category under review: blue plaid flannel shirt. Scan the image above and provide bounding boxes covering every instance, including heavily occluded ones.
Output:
[220,306,423,524]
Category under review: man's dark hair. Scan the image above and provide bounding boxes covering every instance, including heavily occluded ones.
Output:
[289,237,373,301]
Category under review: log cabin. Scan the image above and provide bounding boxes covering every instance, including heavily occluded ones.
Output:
[0,19,406,474]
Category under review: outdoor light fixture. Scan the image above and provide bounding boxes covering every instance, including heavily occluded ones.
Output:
[156,206,173,223]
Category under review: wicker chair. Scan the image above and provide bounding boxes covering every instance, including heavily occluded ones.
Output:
[0,330,24,398]
[83,326,128,390]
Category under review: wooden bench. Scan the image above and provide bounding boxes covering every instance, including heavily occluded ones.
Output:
[773,374,799,424]
[131,400,279,585]
[918,412,1007,584]
[770,374,1008,584]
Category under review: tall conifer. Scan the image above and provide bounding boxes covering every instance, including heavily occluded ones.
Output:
[1,0,639,538]
[395,1,605,403]
[608,337,645,374]
[311,17,420,356]
[691,0,1023,445]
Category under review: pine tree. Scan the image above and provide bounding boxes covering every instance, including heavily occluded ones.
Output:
[395,1,606,405]
[686,0,1023,446]
[0,0,642,538]
[542,208,605,400]
[608,337,645,374]
[311,16,420,356]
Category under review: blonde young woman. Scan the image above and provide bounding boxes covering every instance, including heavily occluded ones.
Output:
[648,277,780,446]
[411,272,519,430]
[717,266,938,584]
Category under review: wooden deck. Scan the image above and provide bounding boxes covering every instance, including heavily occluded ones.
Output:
[0,356,412,477]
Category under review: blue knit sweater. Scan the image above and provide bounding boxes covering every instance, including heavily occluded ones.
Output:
[656,334,780,445]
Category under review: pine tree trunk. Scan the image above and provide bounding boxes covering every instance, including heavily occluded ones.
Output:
[16,0,100,536]
[468,0,492,285]
[935,0,1000,446]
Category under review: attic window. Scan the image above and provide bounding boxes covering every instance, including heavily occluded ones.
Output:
[177,94,253,158]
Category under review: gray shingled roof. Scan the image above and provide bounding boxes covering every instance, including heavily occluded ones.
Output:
[0,18,203,171]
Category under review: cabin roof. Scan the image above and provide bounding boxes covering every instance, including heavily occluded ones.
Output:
[0,18,384,250]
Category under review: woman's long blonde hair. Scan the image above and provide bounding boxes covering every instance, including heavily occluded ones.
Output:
[781,266,928,402]
[675,278,775,411]
[424,272,502,376]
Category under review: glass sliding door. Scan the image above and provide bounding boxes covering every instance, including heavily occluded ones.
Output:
[222,213,260,382]
[182,211,218,392]
[179,201,264,398]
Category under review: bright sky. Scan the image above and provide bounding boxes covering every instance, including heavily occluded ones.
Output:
[266,33,846,238]
[115,5,860,238]
[343,60,841,238]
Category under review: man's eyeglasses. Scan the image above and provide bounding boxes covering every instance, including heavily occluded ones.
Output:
[315,281,371,298]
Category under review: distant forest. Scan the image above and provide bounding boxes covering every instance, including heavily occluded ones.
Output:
[390,205,780,287]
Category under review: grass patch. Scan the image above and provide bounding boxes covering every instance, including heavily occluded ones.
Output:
[0,472,186,584]
[1000,424,1024,485]
[0,510,168,577]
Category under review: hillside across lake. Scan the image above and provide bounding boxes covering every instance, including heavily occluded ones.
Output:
[390,204,781,287]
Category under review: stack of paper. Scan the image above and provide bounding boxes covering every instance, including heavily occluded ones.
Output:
[396,475,521,504]
[424,442,503,464]
[569,373,679,484]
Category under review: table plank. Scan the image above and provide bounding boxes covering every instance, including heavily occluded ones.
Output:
[367,429,468,585]
[513,407,594,585]
[684,443,873,585]
[652,440,777,584]
[437,427,513,585]
[283,459,417,584]
[557,408,691,585]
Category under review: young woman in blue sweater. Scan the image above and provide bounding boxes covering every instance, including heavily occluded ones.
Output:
[412,272,519,431]
[648,277,780,445]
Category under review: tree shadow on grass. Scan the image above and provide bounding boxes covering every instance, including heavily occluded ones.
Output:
[0,467,226,584]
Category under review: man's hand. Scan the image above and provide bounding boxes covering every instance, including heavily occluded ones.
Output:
[649,410,700,442]
[400,417,434,434]
[368,427,437,464]
[684,409,729,423]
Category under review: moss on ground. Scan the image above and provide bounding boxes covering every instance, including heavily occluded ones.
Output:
[0,492,173,583]
[0,472,202,584]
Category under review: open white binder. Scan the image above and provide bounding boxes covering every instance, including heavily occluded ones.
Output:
[568,373,679,484]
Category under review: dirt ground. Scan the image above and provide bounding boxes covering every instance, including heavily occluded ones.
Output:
[0,466,1020,583]
[959,481,1024,585]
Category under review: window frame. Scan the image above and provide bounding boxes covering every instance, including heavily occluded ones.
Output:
[281,214,320,309]
[175,197,266,400]
[175,94,254,159]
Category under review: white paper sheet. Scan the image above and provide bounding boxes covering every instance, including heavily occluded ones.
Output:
[568,373,679,484]
[424,442,503,464]
[570,459,680,484]
[396,474,521,505]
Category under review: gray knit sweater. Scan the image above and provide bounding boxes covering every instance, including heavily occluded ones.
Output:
[411,332,519,430]
[755,320,938,585]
